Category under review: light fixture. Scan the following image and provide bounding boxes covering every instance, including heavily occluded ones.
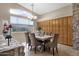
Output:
[27,15,37,19]
[30,3,37,20]
[31,15,37,19]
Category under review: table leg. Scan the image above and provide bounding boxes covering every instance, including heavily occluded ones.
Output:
[42,43,45,52]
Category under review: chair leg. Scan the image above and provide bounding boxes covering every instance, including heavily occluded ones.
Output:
[47,47,50,52]
[30,45,32,51]
[34,46,37,54]
[28,45,31,50]
[52,48,54,56]
[44,45,45,52]
[28,45,29,50]
[56,47,58,54]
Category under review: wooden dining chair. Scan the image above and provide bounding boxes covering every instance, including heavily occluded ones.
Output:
[45,34,59,55]
[29,33,41,54]
[24,32,31,50]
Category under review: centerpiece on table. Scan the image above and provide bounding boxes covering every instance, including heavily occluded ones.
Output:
[2,23,12,46]
[36,27,44,36]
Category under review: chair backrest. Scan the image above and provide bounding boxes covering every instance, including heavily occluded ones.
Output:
[24,32,31,45]
[29,33,37,46]
[50,34,59,47]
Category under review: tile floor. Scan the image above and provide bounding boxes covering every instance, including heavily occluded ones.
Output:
[23,44,79,56]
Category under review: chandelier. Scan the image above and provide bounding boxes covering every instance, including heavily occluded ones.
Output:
[27,3,37,20]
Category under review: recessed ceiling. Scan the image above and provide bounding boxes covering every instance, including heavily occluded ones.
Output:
[19,3,72,15]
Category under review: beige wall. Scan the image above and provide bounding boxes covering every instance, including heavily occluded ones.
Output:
[37,4,73,22]
[12,32,26,43]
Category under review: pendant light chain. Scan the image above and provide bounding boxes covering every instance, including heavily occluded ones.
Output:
[32,3,34,20]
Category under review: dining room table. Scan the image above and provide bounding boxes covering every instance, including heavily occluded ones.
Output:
[36,35,53,41]
[0,37,25,56]
[35,35,53,52]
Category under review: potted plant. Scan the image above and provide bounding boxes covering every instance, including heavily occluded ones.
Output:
[37,27,41,31]
[37,27,44,36]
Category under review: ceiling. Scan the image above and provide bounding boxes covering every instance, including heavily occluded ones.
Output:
[19,3,72,15]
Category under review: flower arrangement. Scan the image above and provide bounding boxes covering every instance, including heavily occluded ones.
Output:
[3,23,12,37]
[37,27,41,31]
